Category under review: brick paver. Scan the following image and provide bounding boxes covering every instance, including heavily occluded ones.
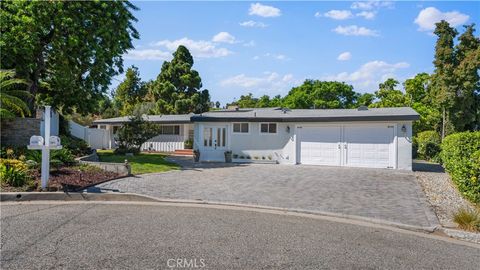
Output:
[89,157,439,228]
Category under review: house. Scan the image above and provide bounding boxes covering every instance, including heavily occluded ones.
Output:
[92,114,194,152]
[93,106,419,170]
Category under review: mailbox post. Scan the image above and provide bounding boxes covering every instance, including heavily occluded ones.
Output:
[27,106,62,190]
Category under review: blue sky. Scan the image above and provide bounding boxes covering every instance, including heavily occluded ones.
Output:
[115,1,479,105]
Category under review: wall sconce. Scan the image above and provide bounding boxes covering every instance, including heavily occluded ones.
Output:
[286,126,290,133]
[401,125,407,133]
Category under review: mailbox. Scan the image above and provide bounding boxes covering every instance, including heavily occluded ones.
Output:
[29,136,44,146]
[49,136,61,146]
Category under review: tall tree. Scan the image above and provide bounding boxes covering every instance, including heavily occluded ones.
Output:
[113,66,147,116]
[452,24,480,131]
[148,46,210,114]
[283,80,357,109]
[0,1,139,114]
[431,20,458,138]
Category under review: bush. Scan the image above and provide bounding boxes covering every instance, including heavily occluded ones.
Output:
[115,114,159,154]
[441,131,480,203]
[26,148,75,167]
[0,159,31,187]
[60,135,91,157]
[416,130,441,161]
[453,208,480,232]
[184,139,193,149]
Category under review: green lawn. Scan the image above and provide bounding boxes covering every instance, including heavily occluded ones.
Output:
[97,150,180,175]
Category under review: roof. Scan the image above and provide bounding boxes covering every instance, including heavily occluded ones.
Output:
[93,114,193,125]
[191,107,420,122]
[93,107,420,125]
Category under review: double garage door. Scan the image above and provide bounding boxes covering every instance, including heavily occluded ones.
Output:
[298,124,396,169]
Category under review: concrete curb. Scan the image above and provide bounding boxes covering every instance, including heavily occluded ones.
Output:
[1,191,439,233]
[0,192,158,202]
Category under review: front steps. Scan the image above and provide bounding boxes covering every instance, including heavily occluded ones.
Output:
[173,149,194,156]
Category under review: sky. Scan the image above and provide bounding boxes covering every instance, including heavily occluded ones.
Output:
[114,1,480,105]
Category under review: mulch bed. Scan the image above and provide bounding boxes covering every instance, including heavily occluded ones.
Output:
[1,166,120,192]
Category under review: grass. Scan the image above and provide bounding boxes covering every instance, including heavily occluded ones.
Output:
[453,208,480,232]
[97,150,180,175]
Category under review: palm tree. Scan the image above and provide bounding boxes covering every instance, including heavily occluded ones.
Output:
[0,70,31,118]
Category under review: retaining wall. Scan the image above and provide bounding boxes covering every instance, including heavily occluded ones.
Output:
[77,151,131,176]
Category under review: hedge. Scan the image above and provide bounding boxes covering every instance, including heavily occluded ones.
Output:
[415,130,441,162]
[440,131,480,203]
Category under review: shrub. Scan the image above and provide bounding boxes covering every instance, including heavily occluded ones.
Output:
[441,131,480,203]
[184,139,193,149]
[51,148,75,165]
[453,208,480,232]
[416,130,441,161]
[0,159,30,187]
[115,114,159,154]
[60,135,91,157]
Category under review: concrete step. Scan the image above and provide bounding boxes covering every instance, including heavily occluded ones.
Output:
[173,149,194,156]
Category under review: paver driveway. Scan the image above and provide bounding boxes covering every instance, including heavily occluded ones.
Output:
[89,157,439,229]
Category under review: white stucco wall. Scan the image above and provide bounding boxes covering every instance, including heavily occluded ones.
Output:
[193,121,414,169]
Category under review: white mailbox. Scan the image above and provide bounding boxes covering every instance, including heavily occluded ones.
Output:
[49,136,61,147]
[28,136,44,149]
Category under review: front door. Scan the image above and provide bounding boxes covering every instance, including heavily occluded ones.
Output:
[201,125,227,161]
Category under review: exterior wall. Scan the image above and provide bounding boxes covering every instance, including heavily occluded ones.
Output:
[396,121,413,170]
[194,120,414,170]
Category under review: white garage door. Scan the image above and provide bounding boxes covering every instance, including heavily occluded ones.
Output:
[298,124,395,169]
[344,125,395,168]
[299,126,341,166]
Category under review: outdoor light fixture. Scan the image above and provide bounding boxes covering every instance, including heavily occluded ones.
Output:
[286,126,290,133]
[401,125,407,133]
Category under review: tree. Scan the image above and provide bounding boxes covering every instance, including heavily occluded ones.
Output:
[452,24,480,131]
[115,114,159,154]
[356,93,375,107]
[215,101,221,109]
[113,66,147,116]
[0,1,139,114]
[148,46,210,114]
[431,20,458,138]
[0,70,31,118]
[283,80,357,109]
[404,73,441,133]
[370,78,410,108]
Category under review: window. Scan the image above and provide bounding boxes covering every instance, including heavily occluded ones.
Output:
[159,125,180,135]
[233,123,249,133]
[260,123,277,134]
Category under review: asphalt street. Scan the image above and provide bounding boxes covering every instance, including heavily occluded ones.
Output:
[1,202,479,270]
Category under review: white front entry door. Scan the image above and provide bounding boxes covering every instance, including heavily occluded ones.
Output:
[344,125,395,168]
[201,125,227,161]
[299,126,342,166]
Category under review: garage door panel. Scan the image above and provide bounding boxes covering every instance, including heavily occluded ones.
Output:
[344,126,394,168]
[300,126,341,166]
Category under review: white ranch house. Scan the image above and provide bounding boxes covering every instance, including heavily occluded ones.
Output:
[92,107,419,170]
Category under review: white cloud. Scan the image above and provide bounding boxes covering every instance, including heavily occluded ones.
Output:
[337,52,352,61]
[220,72,298,94]
[323,60,409,90]
[356,11,376,19]
[351,1,394,10]
[414,7,470,31]
[153,38,232,58]
[249,3,281,17]
[243,40,256,47]
[253,56,260,60]
[333,25,379,36]
[212,32,236,44]
[319,10,353,20]
[263,53,290,61]
[240,20,268,28]
[124,49,171,61]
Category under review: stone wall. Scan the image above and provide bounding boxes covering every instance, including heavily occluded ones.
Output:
[1,118,41,146]
[76,152,131,176]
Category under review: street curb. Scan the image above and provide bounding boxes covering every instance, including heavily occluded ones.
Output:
[0,192,158,202]
[1,191,439,233]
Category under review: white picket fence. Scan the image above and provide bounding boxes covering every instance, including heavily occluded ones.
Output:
[69,120,112,149]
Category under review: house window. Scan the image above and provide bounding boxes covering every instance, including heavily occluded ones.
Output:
[159,125,180,135]
[233,123,249,133]
[260,123,277,134]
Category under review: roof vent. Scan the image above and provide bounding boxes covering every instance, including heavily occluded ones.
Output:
[357,106,369,111]
[281,107,290,114]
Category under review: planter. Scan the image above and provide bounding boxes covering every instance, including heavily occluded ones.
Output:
[193,150,200,162]
[224,151,232,163]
